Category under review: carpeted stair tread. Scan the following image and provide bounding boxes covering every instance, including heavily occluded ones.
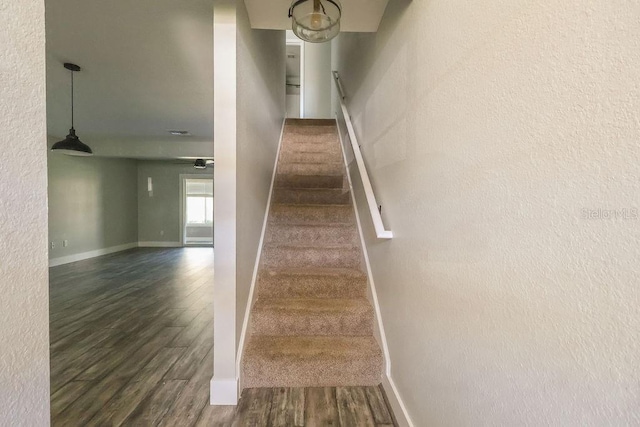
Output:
[280,142,341,155]
[270,204,354,223]
[279,151,343,164]
[266,223,358,246]
[277,162,343,175]
[242,335,383,388]
[275,174,343,189]
[262,244,361,269]
[251,297,373,336]
[257,267,368,299]
[261,267,368,279]
[272,187,351,205]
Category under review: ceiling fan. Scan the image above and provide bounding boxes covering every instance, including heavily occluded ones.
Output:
[172,158,214,169]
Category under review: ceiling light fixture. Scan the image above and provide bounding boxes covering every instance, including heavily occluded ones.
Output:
[194,159,207,169]
[289,0,342,43]
[51,63,93,156]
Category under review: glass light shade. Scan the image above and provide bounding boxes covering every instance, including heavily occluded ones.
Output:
[51,128,93,156]
[194,159,207,169]
[290,0,341,43]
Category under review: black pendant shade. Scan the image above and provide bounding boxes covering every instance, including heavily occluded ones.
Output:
[51,63,93,156]
[51,128,93,156]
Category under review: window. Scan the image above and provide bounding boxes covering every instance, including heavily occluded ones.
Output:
[185,179,213,225]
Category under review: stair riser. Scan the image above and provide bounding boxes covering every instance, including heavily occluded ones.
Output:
[257,274,367,299]
[277,162,343,176]
[266,224,359,246]
[262,247,361,269]
[243,357,383,388]
[285,119,336,127]
[283,134,339,144]
[251,308,373,336]
[275,174,343,189]
[272,188,351,205]
[279,151,343,164]
[270,205,353,224]
[283,124,336,134]
[280,142,341,154]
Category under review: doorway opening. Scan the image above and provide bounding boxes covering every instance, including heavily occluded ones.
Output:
[181,176,214,246]
[286,38,304,118]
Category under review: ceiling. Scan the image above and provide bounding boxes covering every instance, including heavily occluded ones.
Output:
[46,0,214,159]
[244,0,389,32]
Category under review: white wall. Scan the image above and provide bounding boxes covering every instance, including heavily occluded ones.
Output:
[48,153,138,261]
[0,0,50,424]
[333,0,640,425]
[236,0,285,348]
[211,0,285,404]
[303,41,331,118]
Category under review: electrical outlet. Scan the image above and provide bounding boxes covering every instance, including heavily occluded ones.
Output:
[63,240,69,247]
[160,230,164,236]
[50,242,56,249]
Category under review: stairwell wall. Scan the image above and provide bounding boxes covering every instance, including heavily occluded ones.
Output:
[235,1,286,350]
[332,0,640,425]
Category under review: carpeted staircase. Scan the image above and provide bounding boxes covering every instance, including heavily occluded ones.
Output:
[242,119,383,388]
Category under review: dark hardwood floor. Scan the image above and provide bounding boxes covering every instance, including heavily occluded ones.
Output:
[50,248,396,426]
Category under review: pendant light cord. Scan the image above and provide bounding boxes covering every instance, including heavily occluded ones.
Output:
[70,69,74,129]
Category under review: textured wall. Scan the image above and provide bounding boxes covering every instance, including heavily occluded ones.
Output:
[48,154,138,258]
[137,161,212,244]
[333,0,640,425]
[0,0,50,424]
[235,2,285,347]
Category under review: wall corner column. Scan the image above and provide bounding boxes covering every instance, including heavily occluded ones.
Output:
[211,0,238,405]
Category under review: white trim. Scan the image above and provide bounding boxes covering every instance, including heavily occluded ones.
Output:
[138,241,182,248]
[210,378,238,405]
[235,118,287,391]
[49,242,138,267]
[184,237,214,243]
[382,375,415,427]
[332,71,392,239]
[337,117,413,426]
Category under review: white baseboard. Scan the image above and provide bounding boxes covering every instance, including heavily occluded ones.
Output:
[210,377,238,405]
[185,237,214,243]
[383,375,414,427]
[49,242,138,267]
[138,241,182,248]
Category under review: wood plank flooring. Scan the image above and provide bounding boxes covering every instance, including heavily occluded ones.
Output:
[50,248,396,426]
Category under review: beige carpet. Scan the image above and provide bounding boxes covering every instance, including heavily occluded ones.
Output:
[242,119,383,388]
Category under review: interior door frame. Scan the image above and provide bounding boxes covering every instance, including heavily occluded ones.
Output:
[179,173,214,246]
[286,38,305,118]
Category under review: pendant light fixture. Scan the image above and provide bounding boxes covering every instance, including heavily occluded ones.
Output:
[51,63,93,156]
[289,0,342,43]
